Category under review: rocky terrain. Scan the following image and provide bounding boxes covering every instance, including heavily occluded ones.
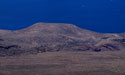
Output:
[0,23,125,56]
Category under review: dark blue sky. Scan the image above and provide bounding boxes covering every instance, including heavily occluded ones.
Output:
[0,0,125,33]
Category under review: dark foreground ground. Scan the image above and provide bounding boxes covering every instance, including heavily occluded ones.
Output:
[0,51,125,75]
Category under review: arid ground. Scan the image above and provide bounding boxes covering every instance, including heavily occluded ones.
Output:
[0,51,125,75]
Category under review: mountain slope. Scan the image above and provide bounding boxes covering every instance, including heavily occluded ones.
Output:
[0,23,124,56]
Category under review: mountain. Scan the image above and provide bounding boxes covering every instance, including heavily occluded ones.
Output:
[0,23,125,56]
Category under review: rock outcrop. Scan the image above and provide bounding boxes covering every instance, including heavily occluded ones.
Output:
[0,23,124,56]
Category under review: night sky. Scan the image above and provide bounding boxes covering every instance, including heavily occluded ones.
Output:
[0,0,125,33]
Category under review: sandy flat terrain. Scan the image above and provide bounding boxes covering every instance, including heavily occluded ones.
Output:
[0,51,125,75]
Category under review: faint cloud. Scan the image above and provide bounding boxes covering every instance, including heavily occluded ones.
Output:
[109,0,113,2]
[81,4,86,7]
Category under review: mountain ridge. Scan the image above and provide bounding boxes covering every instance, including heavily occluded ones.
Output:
[0,23,124,56]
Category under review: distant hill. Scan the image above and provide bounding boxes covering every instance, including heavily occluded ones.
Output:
[0,23,125,56]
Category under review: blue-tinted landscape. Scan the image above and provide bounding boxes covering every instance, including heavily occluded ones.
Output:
[1,1,125,75]
[0,0,125,33]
